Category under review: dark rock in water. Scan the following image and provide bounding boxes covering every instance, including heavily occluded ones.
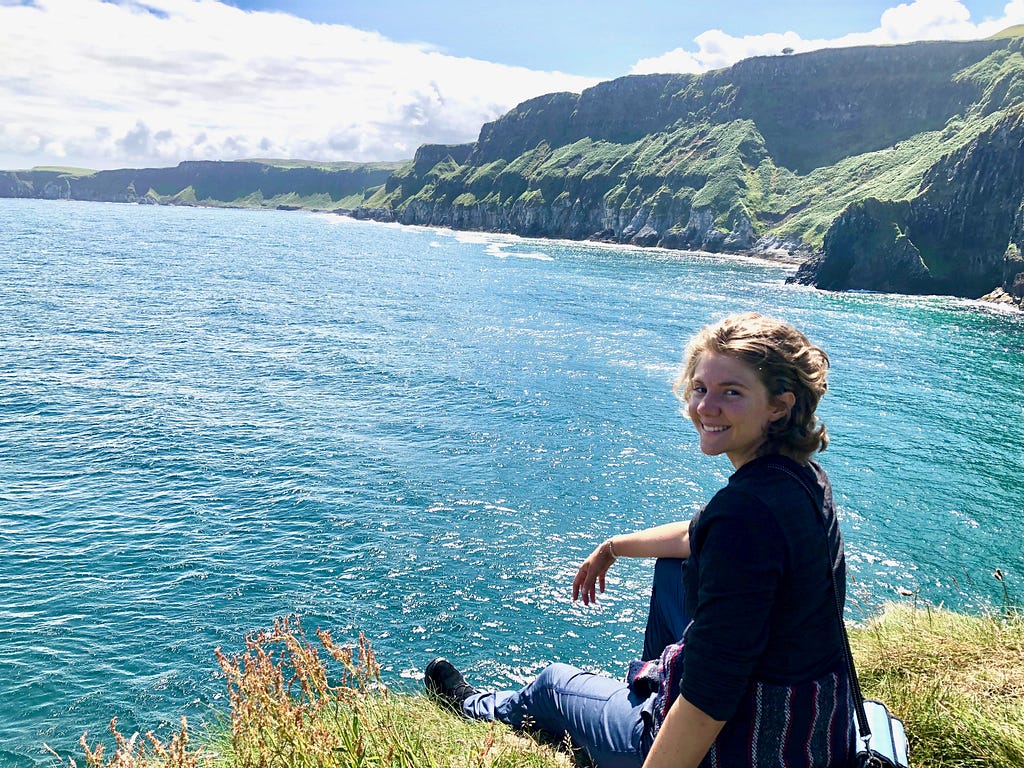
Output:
[588,228,617,242]
[630,224,661,247]
[657,230,690,250]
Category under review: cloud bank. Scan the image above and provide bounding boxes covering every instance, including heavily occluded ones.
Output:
[631,0,1024,74]
[3,0,1024,170]
[0,0,597,170]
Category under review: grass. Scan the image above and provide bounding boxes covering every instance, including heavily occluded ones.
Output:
[361,38,1024,251]
[849,602,1024,768]
[45,606,1024,768]
[28,166,97,176]
[48,616,580,768]
[988,25,1024,40]
[242,160,408,173]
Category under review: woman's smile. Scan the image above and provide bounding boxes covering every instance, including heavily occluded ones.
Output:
[687,352,790,468]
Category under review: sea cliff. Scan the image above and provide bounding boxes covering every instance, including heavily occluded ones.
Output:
[7,36,1024,307]
[351,36,1024,306]
[0,159,402,211]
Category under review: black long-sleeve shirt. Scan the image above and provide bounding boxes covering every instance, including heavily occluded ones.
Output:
[680,454,846,721]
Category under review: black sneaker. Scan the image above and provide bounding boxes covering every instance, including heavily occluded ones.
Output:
[424,657,479,709]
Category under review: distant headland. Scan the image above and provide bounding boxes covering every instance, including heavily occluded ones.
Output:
[6,34,1024,311]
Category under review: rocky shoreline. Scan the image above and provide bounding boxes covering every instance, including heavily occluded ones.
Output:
[7,37,1024,312]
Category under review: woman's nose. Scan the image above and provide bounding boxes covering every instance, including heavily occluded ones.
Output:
[696,394,718,413]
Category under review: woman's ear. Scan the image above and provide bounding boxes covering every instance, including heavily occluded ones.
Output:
[771,391,796,422]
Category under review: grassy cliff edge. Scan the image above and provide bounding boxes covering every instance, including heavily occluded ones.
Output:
[47,604,1024,768]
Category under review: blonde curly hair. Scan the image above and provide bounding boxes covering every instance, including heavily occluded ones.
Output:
[674,312,830,463]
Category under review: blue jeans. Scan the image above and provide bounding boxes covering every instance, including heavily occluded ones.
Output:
[460,558,690,768]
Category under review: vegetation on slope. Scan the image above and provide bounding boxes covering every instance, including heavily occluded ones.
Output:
[7,37,1024,300]
[48,603,1024,768]
[352,37,1024,302]
[358,38,1024,249]
[0,160,406,212]
[852,602,1024,768]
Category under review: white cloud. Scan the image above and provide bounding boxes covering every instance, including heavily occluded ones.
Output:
[631,0,1024,75]
[0,0,598,170]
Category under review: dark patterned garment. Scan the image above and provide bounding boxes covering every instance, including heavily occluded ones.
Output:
[627,455,856,767]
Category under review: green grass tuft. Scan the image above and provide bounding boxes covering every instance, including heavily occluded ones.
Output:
[850,603,1024,768]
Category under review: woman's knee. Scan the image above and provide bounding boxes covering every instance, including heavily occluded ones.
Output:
[531,663,579,694]
[652,557,686,584]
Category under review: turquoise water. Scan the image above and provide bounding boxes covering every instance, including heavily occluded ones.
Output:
[1,198,1022,765]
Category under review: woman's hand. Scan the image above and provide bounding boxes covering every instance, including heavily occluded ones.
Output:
[571,521,692,605]
[571,540,617,605]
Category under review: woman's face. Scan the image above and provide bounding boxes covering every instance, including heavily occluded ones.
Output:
[687,351,791,469]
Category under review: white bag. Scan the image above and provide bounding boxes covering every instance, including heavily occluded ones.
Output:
[854,699,910,768]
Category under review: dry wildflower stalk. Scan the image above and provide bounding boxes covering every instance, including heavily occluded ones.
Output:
[215,615,387,768]
[62,615,386,768]
[62,616,581,768]
[72,716,201,768]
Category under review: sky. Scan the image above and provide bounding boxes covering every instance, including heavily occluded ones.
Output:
[1,0,1022,171]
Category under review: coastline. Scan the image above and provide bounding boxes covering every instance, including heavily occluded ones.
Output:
[326,209,1024,311]
[2,194,1018,313]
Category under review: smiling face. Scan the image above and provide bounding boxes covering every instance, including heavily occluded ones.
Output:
[687,351,794,469]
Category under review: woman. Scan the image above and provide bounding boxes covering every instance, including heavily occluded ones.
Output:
[425,312,855,768]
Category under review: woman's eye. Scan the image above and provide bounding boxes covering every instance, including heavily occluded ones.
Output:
[692,386,707,395]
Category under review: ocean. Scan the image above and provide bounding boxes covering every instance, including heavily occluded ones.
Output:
[1,198,1021,765]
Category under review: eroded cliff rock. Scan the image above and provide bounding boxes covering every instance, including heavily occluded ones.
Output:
[797,105,1024,298]
[354,36,1024,293]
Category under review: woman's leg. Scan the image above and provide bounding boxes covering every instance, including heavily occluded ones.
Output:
[462,663,651,768]
[642,558,690,661]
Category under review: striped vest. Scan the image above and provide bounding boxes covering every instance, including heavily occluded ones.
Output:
[628,640,856,767]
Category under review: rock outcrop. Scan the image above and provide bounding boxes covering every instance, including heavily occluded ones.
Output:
[791,199,933,293]
[795,105,1024,298]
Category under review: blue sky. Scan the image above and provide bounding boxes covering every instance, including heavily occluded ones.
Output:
[1,0,1021,170]
[227,0,1012,76]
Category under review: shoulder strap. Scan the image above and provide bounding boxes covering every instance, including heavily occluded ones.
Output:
[764,462,872,743]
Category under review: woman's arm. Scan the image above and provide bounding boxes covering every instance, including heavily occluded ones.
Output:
[610,520,692,560]
[571,520,692,605]
[642,695,725,768]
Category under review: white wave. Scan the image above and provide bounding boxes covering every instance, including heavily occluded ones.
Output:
[953,296,1022,315]
[484,243,553,261]
[455,231,504,245]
